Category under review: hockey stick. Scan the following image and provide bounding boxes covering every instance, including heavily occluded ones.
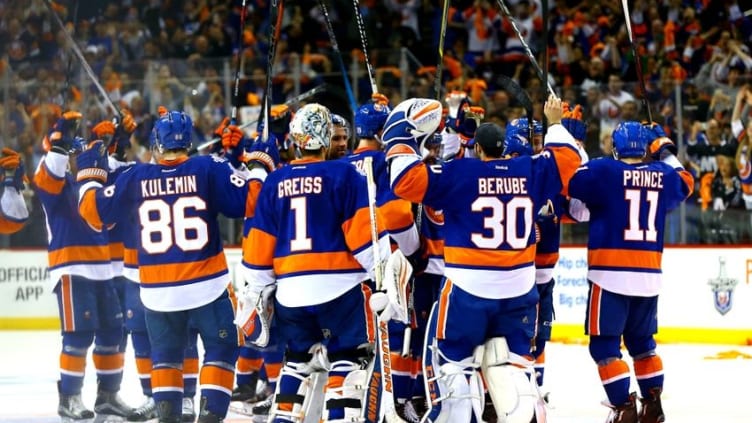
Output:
[541,0,549,132]
[497,74,535,143]
[620,0,653,122]
[317,0,358,113]
[352,0,378,95]
[59,0,79,110]
[434,0,451,101]
[43,0,121,119]
[364,156,384,290]
[189,83,327,155]
[495,0,556,98]
[261,0,284,142]
[230,0,249,126]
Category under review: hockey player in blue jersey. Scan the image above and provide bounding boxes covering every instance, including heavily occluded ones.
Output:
[384,94,584,422]
[568,121,694,423]
[240,103,391,422]
[77,110,255,422]
[33,111,135,422]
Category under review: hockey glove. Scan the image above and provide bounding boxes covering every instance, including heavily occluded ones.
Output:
[75,140,109,183]
[642,122,677,160]
[220,124,248,169]
[561,103,586,142]
[43,111,83,154]
[244,133,281,173]
[235,283,276,347]
[1,148,25,191]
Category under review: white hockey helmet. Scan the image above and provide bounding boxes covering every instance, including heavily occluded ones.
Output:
[289,103,333,151]
[382,98,443,148]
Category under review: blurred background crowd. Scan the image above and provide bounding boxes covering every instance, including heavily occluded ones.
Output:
[0,0,751,247]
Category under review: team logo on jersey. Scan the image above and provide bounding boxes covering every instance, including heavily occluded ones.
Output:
[708,257,738,316]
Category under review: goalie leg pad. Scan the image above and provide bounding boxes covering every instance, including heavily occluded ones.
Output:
[481,337,537,423]
[322,359,367,422]
[270,346,328,423]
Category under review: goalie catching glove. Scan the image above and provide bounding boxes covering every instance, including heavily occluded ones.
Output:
[235,283,276,347]
[369,250,413,323]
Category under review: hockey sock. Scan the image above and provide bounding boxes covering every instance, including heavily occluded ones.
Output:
[152,363,183,419]
[183,331,200,398]
[237,345,264,387]
[533,350,546,387]
[634,354,664,398]
[130,331,152,396]
[60,331,93,394]
[93,327,125,392]
[598,359,632,406]
[262,348,284,392]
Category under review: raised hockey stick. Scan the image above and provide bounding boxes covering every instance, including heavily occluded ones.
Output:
[620,0,653,122]
[497,74,535,141]
[495,0,556,98]
[434,0,451,101]
[541,0,549,132]
[43,0,121,119]
[261,0,284,142]
[318,0,358,113]
[352,0,378,95]
[230,0,249,126]
[188,83,327,155]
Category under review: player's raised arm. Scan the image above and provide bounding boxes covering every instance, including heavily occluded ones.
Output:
[0,148,29,233]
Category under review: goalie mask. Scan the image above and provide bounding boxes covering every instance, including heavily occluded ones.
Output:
[289,103,333,151]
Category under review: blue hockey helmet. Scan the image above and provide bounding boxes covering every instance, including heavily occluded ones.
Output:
[612,121,647,159]
[354,101,391,139]
[504,117,541,157]
[153,110,193,151]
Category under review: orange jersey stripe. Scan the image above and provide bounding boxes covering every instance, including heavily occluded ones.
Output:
[245,180,263,219]
[424,238,444,256]
[378,198,414,232]
[33,163,65,194]
[392,162,428,204]
[244,228,276,267]
[48,245,110,267]
[139,251,228,284]
[109,242,124,261]
[78,189,103,231]
[588,248,662,270]
[0,218,24,234]
[93,352,124,371]
[124,247,138,267]
[547,145,582,196]
[678,169,695,198]
[444,245,536,268]
[343,206,384,252]
[535,252,559,267]
[274,251,362,276]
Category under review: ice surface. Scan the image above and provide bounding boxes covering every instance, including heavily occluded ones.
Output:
[1,331,750,422]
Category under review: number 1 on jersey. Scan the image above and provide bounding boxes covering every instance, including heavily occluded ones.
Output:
[290,196,312,251]
[624,189,659,242]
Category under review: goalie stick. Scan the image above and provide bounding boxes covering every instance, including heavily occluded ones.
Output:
[352,0,378,95]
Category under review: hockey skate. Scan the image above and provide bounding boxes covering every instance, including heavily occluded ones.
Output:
[196,396,223,423]
[127,396,157,421]
[93,388,134,422]
[230,373,260,402]
[638,387,665,423]
[182,397,196,422]
[604,392,638,423]
[58,381,95,422]
[251,392,273,423]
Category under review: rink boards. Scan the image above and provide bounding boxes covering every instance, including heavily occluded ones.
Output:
[1,247,750,345]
